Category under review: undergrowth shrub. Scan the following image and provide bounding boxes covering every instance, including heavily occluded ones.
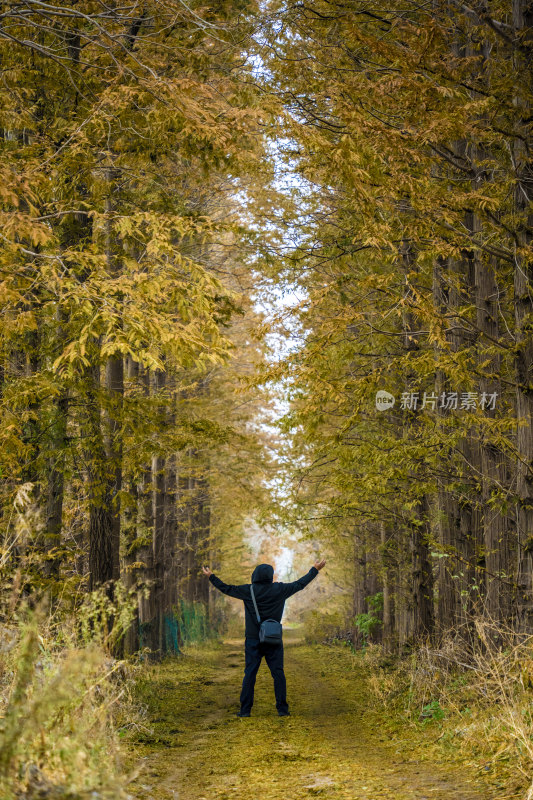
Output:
[0,595,138,800]
[354,592,384,647]
[365,619,533,799]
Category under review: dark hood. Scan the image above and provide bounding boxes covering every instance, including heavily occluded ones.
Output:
[251,563,274,584]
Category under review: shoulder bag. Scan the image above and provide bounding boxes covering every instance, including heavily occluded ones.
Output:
[250,584,283,645]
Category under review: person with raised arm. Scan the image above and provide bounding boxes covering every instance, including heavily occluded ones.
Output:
[202,559,326,717]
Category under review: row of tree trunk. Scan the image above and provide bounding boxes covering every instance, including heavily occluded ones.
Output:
[274,0,533,648]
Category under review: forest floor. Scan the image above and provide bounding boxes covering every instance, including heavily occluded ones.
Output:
[124,628,503,800]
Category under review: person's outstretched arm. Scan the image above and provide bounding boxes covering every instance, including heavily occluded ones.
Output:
[280,559,326,599]
[202,566,249,600]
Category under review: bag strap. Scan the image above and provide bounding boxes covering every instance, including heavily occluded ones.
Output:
[250,583,262,624]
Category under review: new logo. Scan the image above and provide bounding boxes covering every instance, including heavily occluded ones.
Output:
[375,390,395,411]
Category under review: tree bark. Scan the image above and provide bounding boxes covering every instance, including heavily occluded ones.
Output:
[85,361,115,592]
[400,239,435,643]
[380,522,396,651]
[104,164,123,584]
[410,498,435,641]
[512,0,533,632]
[122,356,140,656]
[152,368,166,656]
[44,391,68,581]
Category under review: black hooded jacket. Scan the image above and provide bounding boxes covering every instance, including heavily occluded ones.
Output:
[209,563,319,639]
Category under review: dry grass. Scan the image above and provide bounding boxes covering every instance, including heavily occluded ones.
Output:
[0,602,139,800]
[364,619,533,799]
[0,487,144,799]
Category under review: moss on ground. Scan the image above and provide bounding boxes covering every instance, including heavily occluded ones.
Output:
[123,630,503,800]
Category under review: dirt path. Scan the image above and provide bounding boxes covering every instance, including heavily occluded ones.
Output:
[126,630,497,800]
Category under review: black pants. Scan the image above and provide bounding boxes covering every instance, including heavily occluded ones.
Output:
[239,637,288,714]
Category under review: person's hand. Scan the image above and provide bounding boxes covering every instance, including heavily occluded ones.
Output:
[202,566,213,577]
[314,559,326,571]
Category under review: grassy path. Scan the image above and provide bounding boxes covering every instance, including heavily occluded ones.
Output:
[126,630,496,800]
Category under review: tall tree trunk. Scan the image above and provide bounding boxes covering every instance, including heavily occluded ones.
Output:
[104,164,123,584]
[400,239,435,642]
[44,391,68,581]
[122,356,140,656]
[440,243,482,634]
[164,449,180,653]
[163,377,180,650]
[137,464,156,654]
[474,242,512,623]
[432,36,485,637]
[152,368,166,656]
[86,360,115,592]
[433,256,460,635]
[380,522,396,651]
[105,353,123,585]
[177,469,190,605]
[178,456,198,605]
[197,475,211,613]
[452,278,482,635]
[464,27,515,626]
[86,164,124,595]
[410,499,435,641]
[352,533,367,648]
[513,0,533,632]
